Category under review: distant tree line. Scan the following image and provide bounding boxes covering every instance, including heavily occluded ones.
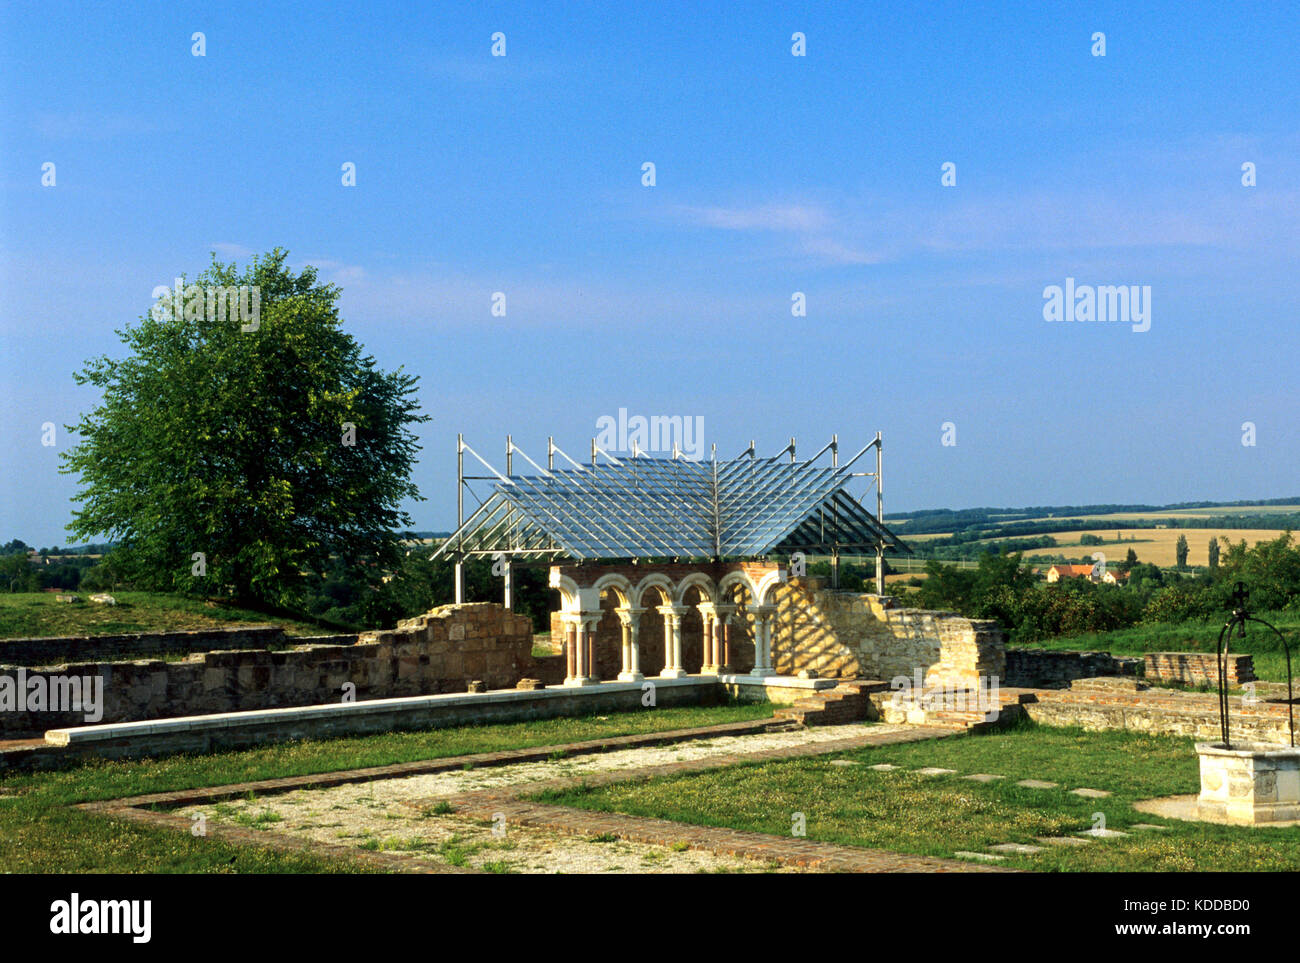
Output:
[892,497,1300,535]
[910,532,1300,643]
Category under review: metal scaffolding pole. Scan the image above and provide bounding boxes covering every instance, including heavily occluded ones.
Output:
[831,434,840,589]
[875,431,884,595]
[455,433,465,604]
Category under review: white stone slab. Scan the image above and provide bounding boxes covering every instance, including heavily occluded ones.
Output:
[1016,779,1059,789]
[953,851,1005,862]
[963,773,1004,782]
[1070,788,1111,798]
[1076,827,1129,838]
[917,767,957,776]
[990,842,1044,855]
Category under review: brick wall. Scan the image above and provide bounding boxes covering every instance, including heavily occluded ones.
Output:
[0,603,534,737]
[1145,651,1255,687]
[1005,648,1140,688]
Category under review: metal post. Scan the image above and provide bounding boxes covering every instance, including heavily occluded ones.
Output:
[455,433,465,604]
[875,431,885,596]
[831,434,839,589]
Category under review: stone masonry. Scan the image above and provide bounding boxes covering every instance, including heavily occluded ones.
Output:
[0,602,534,737]
[768,579,1004,688]
[1145,652,1255,687]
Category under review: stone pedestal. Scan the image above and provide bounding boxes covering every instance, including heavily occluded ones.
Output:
[1196,742,1300,824]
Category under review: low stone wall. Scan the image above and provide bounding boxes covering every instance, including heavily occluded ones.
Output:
[4,678,722,770]
[1022,686,1296,745]
[1145,652,1254,687]
[1005,648,1140,688]
[0,603,533,737]
[0,626,307,667]
[768,581,1004,688]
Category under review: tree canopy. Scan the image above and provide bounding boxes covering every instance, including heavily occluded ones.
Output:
[61,249,429,607]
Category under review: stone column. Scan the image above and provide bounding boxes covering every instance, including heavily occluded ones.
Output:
[752,605,776,677]
[715,604,736,673]
[563,618,578,684]
[698,603,717,673]
[617,608,644,682]
[582,613,601,684]
[565,615,600,687]
[659,605,689,678]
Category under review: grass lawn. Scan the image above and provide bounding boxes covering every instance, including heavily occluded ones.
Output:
[531,720,1300,871]
[0,701,773,873]
[0,591,331,640]
[1016,611,1300,682]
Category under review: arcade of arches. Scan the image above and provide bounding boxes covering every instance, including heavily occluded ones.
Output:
[547,562,1005,688]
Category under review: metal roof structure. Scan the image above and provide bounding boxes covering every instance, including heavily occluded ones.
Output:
[432,435,910,563]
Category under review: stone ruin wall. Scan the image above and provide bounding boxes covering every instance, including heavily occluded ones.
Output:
[0,602,534,737]
[767,579,1005,688]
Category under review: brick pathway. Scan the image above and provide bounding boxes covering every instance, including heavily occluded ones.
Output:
[82,720,1013,874]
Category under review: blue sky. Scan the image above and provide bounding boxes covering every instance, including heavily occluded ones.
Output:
[2,1,1298,545]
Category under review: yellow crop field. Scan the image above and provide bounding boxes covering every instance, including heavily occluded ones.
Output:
[1004,528,1291,568]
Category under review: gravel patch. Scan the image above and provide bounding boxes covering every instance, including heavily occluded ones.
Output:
[181,722,901,873]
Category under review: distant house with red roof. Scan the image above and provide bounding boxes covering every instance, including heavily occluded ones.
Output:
[1046,564,1094,582]
[1046,563,1130,585]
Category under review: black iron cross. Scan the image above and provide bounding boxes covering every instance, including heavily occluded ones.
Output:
[1230,581,1250,614]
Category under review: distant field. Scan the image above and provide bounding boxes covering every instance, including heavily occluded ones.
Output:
[1004,528,1286,568]
[1056,505,1300,524]
[889,503,1300,539]
[0,592,329,640]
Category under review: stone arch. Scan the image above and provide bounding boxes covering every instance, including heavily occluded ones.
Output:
[552,575,581,613]
[591,572,633,609]
[755,569,783,606]
[717,570,759,675]
[673,572,716,606]
[717,570,758,605]
[632,573,674,610]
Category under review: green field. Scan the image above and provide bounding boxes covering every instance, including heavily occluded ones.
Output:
[532,721,1300,871]
[0,702,774,873]
[0,591,330,640]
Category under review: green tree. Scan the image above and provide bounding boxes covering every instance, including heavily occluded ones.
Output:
[1175,534,1189,569]
[1123,547,1138,570]
[1208,536,1220,569]
[61,250,429,608]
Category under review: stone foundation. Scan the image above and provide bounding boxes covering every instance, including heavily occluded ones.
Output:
[0,603,534,736]
[0,626,338,667]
